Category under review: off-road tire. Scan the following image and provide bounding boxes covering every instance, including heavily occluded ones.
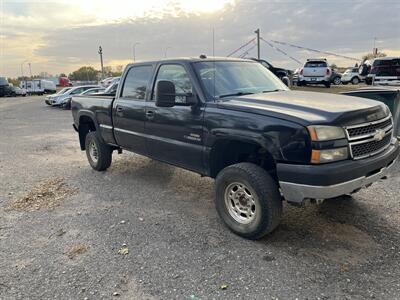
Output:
[85,131,112,171]
[215,163,282,239]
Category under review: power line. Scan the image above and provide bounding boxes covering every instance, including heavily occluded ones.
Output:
[270,40,360,61]
[238,43,257,58]
[260,38,302,64]
[227,38,256,57]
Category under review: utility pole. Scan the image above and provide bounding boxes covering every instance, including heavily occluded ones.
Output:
[164,46,171,58]
[98,46,104,79]
[28,63,32,78]
[20,60,27,78]
[255,28,260,59]
[133,42,140,62]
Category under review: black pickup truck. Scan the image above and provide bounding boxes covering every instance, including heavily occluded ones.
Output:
[72,57,399,239]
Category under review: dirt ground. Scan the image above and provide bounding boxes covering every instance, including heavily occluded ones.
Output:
[0,93,399,299]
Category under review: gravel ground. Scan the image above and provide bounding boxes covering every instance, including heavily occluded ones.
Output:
[0,95,399,300]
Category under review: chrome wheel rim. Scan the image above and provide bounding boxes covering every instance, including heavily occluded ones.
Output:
[224,182,258,224]
[89,141,98,163]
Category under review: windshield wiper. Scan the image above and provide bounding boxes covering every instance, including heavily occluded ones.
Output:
[217,92,255,99]
[262,89,286,93]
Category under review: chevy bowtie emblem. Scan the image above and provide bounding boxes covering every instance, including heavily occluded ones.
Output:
[373,129,385,141]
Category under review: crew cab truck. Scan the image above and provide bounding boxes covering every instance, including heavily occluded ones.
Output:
[72,57,399,239]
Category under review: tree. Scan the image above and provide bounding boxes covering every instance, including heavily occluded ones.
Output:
[362,51,387,63]
[69,66,99,81]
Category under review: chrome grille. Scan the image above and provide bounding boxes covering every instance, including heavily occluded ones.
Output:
[345,116,393,160]
[347,118,392,139]
[351,134,392,159]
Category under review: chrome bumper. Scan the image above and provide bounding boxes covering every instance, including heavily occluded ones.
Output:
[279,158,397,203]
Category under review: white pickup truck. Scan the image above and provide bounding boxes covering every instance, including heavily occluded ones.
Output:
[297,58,332,88]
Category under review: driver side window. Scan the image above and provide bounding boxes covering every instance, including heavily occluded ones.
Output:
[152,64,192,103]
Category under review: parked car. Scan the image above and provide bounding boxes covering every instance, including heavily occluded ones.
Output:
[20,79,56,95]
[10,86,27,96]
[71,57,399,240]
[0,77,12,97]
[250,58,291,80]
[365,57,400,85]
[329,69,342,85]
[103,80,119,95]
[62,87,105,110]
[51,85,99,106]
[45,87,72,105]
[297,58,332,88]
[100,77,120,87]
[341,67,364,85]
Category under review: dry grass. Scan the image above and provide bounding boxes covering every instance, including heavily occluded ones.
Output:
[65,244,88,259]
[8,177,78,211]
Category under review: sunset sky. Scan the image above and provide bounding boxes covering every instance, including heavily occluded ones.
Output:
[1,0,399,78]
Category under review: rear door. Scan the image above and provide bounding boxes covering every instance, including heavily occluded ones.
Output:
[303,61,327,77]
[144,63,205,173]
[112,64,153,155]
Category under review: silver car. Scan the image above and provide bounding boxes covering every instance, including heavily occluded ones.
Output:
[45,87,72,105]
[52,85,99,106]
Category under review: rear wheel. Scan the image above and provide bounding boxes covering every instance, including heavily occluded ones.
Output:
[215,163,282,239]
[333,76,341,85]
[85,131,112,171]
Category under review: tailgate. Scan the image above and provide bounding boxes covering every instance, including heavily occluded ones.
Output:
[303,67,326,77]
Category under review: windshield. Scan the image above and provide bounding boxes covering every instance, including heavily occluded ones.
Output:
[193,61,288,99]
[56,87,71,95]
[0,77,9,86]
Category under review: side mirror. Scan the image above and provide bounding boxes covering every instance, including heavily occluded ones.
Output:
[156,80,198,107]
[156,80,176,107]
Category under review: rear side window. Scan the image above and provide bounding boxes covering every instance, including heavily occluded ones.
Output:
[122,65,152,99]
[373,59,392,66]
[304,61,327,68]
[0,77,8,85]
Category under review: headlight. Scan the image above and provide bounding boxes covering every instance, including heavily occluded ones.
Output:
[308,125,345,141]
[311,147,348,164]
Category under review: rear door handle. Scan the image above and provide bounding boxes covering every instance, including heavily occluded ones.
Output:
[146,110,154,119]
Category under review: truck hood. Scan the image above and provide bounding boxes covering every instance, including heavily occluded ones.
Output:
[216,90,389,126]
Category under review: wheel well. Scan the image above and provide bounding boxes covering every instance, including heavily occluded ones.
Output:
[210,140,276,179]
[78,116,96,150]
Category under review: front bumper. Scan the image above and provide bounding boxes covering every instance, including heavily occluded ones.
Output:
[278,138,399,203]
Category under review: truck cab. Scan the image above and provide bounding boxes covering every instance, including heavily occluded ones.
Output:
[71,57,399,239]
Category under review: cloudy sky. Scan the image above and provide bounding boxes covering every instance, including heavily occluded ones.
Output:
[1,0,399,77]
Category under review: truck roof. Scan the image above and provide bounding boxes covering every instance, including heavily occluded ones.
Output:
[125,56,252,67]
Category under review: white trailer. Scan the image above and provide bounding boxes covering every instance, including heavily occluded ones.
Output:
[20,79,56,95]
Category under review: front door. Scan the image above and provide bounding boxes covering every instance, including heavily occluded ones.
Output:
[113,64,153,155]
[145,63,205,173]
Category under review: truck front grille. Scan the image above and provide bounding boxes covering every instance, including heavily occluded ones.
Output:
[345,116,393,160]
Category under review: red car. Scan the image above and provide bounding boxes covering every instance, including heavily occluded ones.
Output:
[365,57,400,85]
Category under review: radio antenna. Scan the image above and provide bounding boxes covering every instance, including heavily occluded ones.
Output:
[212,27,216,100]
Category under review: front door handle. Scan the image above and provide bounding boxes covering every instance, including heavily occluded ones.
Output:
[116,106,123,112]
[146,110,155,119]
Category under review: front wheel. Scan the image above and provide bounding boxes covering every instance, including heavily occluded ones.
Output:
[85,131,112,171]
[215,163,282,239]
[351,77,360,85]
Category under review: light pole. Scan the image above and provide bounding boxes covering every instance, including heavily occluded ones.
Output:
[164,46,171,58]
[133,42,140,62]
